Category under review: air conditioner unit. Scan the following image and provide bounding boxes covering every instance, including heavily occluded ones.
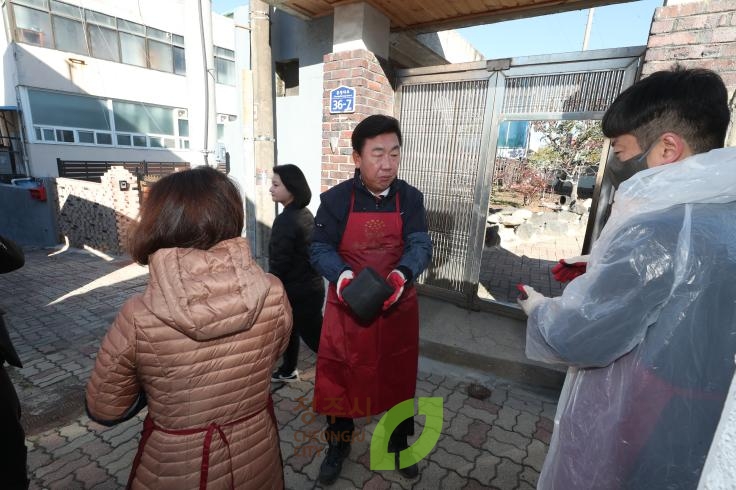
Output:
[17,28,45,47]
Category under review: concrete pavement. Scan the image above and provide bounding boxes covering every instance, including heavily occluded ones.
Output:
[1,247,559,489]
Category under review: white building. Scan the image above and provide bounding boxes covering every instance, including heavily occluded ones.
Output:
[0,0,242,179]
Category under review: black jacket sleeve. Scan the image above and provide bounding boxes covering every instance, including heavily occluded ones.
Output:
[0,236,24,274]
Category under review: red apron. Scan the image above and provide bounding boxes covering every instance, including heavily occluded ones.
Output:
[126,397,278,490]
[314,191,419,418]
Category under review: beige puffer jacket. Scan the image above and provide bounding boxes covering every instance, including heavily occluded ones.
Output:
[86,238,292,490]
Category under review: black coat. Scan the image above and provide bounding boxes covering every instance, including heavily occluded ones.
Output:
[268,205,324,306]
[0,236,24,367]
[0,235,28,489]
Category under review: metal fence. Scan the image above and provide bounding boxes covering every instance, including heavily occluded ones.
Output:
[398,80,490,296]
[395,47,645,308]
[56,159,191,182]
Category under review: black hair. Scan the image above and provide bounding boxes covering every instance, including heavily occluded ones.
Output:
[351,114,403,153]
[272,164,311,209]
[602,66,730,154]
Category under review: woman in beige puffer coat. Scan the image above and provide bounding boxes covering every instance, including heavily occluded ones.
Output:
[85,167,292,490]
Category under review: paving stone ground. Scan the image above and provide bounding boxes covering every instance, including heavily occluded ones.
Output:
[479,234,582,303]
[1,247,559,489]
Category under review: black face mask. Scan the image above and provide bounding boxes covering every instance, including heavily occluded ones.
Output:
[606,148,650,189]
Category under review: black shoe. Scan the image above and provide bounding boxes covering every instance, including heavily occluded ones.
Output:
[394,445,419,479]
[271,369,298,383]
[318,441,351,486]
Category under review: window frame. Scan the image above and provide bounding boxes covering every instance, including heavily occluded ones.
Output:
[214,46,236,86]
[25,88,188,150]
[86,10,120,62]
[8,1,186,75]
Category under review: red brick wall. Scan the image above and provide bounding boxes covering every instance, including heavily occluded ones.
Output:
[643,0,736,143]
[321,49,395,191]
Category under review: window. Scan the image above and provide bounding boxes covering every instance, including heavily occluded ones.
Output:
[113,100,188,149]
[12,3,53,48]
[49,1,86,55]
[87,11,119,62]
[177,114,189,149]
[119,32,146,67]
[214,46,235,86]
[78,130,94,143]
[51,15,86,54]
[148,39,173,72]
[28,89,113,145]
[173,34,186,75]
[28,89,110,129]
[9,1,185,74]
[49,0,80,18]
[13,0,48,8]
[116,18,144,35]
[275,59,299,97]
[146,27,173,72]
[26,88,188,149]
[55,129,74,142]
[85,10,115,28]
[113,101,173,135]
[96,132,112,145]
[177,119,189,137]
[87,25,118,61]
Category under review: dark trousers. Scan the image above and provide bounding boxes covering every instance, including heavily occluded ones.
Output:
[0,365,28,490]
[279,298,323,374]
[326,415,414,450]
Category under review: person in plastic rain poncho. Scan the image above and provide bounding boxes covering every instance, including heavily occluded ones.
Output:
[517,67,736,489]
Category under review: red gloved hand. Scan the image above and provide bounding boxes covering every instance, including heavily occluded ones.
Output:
[550,255,589,282]
[382,269,406,311]
[336,269,354,305]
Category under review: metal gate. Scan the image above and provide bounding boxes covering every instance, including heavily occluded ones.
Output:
[395,47,645,309]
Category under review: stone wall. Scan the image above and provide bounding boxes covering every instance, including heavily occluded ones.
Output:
[644,0,736,143]
[321,49,395,191]
[55,167,139,255]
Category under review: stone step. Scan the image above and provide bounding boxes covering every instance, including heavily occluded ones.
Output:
[418,296,566,391]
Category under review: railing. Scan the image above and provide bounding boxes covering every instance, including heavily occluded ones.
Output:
[56,159,191,182]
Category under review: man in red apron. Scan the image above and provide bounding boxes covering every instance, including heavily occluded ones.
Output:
[310,115,432,485]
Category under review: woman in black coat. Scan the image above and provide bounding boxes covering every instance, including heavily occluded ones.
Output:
[269,165,325,382]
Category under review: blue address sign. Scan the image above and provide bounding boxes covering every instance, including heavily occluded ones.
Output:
[329,86,355,114]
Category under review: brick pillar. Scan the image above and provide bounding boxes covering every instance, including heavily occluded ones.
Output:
[321,49,395,191]
[643,0,736,143]
[101,167,140,255]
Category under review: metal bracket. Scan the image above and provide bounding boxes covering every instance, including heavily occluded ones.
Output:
[486,59,511,72]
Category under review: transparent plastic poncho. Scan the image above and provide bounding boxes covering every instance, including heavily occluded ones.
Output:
[525,148,736,489]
